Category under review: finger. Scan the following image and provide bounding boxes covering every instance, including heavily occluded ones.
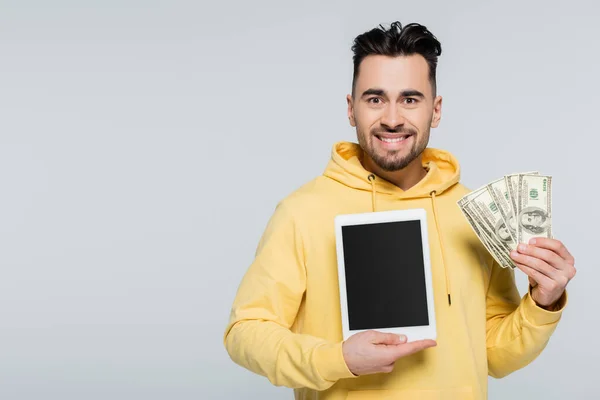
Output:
[391,339,437,360]
[510,250,559,279]
[371,332,406,345]
[513,262,555,287]
[528,238,575,265]
[516,243,565,271]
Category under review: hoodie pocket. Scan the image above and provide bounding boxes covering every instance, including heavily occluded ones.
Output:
[345,387,474,400]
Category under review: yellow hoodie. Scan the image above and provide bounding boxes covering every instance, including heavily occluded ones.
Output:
[224,142,566,400]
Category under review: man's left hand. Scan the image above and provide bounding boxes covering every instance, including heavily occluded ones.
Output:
[510,237,576,309]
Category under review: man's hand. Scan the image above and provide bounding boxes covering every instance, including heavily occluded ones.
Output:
[342,330,436,376]
[510,237,576,308]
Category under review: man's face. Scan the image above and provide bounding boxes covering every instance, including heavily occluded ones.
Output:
[347,54,442,171]
[521,212,544,227]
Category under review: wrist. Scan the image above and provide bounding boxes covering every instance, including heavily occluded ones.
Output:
[534,298,558,311]
[530,286,565,311]
[341,342,358,376]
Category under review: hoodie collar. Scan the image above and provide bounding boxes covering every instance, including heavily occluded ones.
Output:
[323,141,461,199]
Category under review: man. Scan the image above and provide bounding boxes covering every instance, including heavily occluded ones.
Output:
[223,21,576,399]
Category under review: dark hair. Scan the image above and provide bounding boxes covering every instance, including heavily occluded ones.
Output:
[351,21,442,96]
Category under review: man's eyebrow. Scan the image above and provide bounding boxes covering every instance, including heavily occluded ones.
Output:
[400,89,425,98]
[360,88,426,99]
[361,88,386,97]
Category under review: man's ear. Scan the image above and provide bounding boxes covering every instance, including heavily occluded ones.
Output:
[347,94,356,127]
[431,95,442,128]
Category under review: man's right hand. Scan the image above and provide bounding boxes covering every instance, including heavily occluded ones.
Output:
[342,330,437,376]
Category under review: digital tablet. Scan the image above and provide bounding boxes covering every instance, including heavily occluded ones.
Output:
[334,209,436,342]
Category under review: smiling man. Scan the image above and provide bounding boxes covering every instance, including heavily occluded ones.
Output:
[224,21,575,399]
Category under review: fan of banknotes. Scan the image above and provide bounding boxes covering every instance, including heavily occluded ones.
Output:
[457,172,552,269]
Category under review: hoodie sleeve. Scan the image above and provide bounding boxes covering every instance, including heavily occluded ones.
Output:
[485,260,567,378]
[223,202,356,390]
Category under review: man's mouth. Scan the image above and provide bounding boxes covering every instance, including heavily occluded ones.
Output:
[375,133,413,145]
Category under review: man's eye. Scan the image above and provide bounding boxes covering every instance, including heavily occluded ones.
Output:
[368,97,382,104]
[404,98,417,104]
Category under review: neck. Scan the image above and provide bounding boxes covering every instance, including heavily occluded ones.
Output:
[362,154,428,191]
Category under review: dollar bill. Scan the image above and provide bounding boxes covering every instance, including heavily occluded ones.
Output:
[487,178,517,241]
[467,188,518,253]
[457,183,488,209]
[505,171,538,225]
[458,197,517,269]
[457,185,494,250]
[516,174,553,244]
[458,203,514,268]
[458,171,554,268]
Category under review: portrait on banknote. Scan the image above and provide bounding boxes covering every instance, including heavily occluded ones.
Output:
[518,207,550,235]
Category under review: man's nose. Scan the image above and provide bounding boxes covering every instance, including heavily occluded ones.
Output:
[380,103,406,130]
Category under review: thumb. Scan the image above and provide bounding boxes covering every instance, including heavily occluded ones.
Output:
[371,332,407,345]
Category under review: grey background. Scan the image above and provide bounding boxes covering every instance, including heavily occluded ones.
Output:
[0,1,596,399]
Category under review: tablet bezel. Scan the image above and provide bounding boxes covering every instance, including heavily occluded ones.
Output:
[334,208,437,342]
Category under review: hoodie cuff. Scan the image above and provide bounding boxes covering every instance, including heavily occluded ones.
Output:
[313,342,358,382]
[520,286,567,326]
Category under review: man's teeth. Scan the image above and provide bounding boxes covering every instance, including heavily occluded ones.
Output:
[380,136,407,143]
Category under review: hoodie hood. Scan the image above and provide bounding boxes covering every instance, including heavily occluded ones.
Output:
[323,141,461,199]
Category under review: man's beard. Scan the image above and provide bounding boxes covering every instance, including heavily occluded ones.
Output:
[357,126,429,172]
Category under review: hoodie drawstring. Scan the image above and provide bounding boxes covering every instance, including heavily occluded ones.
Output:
[430,190,452,306]
[368,174,377,212]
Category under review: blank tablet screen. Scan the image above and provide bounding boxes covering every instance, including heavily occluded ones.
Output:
[341,220,429,331]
